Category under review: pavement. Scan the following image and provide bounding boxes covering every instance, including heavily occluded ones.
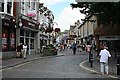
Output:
[1,52,64,69]
[1,49,120,79]
[79,50,120,79]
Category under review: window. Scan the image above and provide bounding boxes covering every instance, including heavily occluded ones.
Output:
[31,32,35,37]
[7,2,12,14]
[0,3,4,12]
[26,30,29,37]
[20,37,24,44]
[32,2,35,10]
[30,39,34,49]
[20,29,24,36]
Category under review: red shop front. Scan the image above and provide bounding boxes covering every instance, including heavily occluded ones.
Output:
[2,19,16,52]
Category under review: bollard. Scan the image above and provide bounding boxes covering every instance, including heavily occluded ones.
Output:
[117,54,120,75]
[89,52,91,62]
[90,52,93,68]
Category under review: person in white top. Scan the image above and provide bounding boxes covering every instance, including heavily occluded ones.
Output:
[23,43,27,59]
[99,46,111,75]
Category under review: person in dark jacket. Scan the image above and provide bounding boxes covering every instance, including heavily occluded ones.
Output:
[72,42,77,54]
[16,43,22,58]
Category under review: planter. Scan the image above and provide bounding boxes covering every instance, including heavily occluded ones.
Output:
[42,48,54,56]
[41,44,58,56]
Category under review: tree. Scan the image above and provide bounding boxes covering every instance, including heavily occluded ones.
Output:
[70,2,120,26]
[55,28,60,33]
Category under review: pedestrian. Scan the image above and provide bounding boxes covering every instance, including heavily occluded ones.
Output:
[20,43,23,58]
[86,42,92,63]
[99,46,111,75]
[22,43,27,59]
[82,44,85,51]
[16,43,22,58]
[72,42,77,54]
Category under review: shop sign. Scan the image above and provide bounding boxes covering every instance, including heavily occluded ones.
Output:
[21,19,39,30]
[27,10,36,17]
[99,35,120,40]
[10,33,15,49]
[2,33,8,50]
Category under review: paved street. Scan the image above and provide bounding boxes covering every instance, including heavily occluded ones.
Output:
[2,49,117,78]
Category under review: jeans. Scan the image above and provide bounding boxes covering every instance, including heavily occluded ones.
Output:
[100,62,108,74]
[23,49,27,58]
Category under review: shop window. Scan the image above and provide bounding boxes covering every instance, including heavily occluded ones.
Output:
[26,31,29,37]
[20,29,24,36]
[2,27,8,51]
[30,39,34,49]
[20,37,24,45]
[31,32,35,37]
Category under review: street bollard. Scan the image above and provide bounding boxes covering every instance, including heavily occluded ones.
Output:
[117,54,120,75]
[89,52,91,62]
[90,52,93,68]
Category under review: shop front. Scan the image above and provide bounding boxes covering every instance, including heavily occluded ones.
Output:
[99,35,120,51]
[1,14,16,60]
[17,15,39,55]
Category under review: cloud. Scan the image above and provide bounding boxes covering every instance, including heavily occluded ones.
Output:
[54,7,85,32]
[40,0,85,32]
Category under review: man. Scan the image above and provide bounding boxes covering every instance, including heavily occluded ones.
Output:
[23,43,27,59]
[72,42,77,54]
[16,43,22,58]
[99,46,111,75]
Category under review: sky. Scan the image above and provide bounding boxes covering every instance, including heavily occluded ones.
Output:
[40,0,85,32]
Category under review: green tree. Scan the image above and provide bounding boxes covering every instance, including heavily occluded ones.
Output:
[70,2,120,26]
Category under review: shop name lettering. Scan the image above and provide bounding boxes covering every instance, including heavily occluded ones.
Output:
[28,22,35,27]
[4,22,9,26]
[106,37,115,38]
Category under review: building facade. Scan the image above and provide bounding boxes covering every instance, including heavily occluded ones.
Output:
[16,0,40,55]
[78,15,97,48]
[38,3,54,49]
[0,0,16,59]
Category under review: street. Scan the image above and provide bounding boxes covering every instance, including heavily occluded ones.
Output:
[2,49,112,78]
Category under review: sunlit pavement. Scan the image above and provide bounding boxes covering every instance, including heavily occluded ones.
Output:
[2,49,119,79]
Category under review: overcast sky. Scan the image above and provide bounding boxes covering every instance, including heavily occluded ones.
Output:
[40,0,85,32]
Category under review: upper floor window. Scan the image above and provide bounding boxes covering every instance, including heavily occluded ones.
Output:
[32,2,35,10]
[0,3,4,12]
[7,2,12,14]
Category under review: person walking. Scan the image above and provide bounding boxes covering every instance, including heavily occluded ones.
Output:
[16,43,22,58]
[99,46,111,75]
[86,42,92,62]
[72,42,77,54]
[22,43,27,59]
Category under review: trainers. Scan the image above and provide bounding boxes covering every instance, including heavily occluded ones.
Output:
[106,72,109,75]
[101,73,104,75]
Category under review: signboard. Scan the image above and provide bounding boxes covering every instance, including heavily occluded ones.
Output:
[2,33,8,50]
[27,10,36,17]
[99,35,120,40]
[10,33,15,49]
[21,19,39,30]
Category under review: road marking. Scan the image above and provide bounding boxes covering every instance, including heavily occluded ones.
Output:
[0,55,64,71]
[1,61,31,71]
[79,60,118,79]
